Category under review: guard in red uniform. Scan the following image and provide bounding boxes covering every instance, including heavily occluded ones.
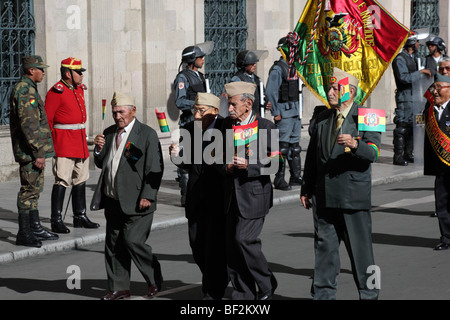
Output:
[45,57,99,233]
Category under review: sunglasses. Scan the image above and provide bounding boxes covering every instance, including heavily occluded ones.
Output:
[439,66,450,73]
[73,70,83,76]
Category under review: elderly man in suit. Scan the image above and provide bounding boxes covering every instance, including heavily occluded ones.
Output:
[300,68,381,300]
[423,73,450,251]
[91,92,164,300]
[169,92,229,300]
[222,81,279,300]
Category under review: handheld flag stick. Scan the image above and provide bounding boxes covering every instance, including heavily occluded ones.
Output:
[101,99,107,132]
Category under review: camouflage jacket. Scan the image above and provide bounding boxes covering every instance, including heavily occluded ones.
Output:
[9,76,55,163]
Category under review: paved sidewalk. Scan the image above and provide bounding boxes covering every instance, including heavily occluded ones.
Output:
[0,124,424,264]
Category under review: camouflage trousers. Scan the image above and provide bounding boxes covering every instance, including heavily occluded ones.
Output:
[17,162,45,213]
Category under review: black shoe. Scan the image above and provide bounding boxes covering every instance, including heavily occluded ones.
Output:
[29,210,59,241]
[434,242,449,251]
[73,214,100,229]
[289,176,304,187]
[16,213,42,248]
[393,158,408,166]
[404,155,414,163]
[430,212,438,217]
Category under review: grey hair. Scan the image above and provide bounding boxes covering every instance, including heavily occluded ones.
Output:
[239,93,255,102]
[439,56,450,64]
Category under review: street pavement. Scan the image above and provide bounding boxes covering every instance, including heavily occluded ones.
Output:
[0,123,424,264]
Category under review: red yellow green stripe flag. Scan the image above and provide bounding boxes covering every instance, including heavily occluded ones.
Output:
[233,121,258,147]
[280,0,411,107]
[155,109,170,133]
[102,99,107,120]
[358,108,386,132]
[338,77,350,106]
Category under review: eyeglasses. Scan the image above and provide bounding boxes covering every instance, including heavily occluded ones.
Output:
[429,84,450,94]
[73,70,83,76]
[438,66,450,73]
[192,107,213,115]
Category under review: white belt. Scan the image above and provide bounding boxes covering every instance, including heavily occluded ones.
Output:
[53,123,86,130]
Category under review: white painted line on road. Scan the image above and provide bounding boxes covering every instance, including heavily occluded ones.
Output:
[373,195,434,210]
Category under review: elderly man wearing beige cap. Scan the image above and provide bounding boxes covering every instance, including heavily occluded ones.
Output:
[91,92,164,300]
[169,92,229,300]
[301,67,381,300]
[221,81,279,300]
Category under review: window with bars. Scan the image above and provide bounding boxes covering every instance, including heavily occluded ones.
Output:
[0,0,35,125]
[410,0,440,59]
[204,0,247,96]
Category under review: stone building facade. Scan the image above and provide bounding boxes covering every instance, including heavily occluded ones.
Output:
[0,0,448,181]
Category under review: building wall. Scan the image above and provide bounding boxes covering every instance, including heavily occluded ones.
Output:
[1,0,448,182]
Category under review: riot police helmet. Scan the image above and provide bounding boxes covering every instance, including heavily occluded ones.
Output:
[426,36,447,52]
[236,50,259,69]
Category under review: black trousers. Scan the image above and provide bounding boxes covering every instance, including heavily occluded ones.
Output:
[226,194,276,300]
[104,197,156,291]
[188,211,229,299]
[435,174,450,244]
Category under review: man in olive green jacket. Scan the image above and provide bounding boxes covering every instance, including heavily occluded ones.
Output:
[301,68,381,300]
[9,56,57,248]
[91,92,164,300]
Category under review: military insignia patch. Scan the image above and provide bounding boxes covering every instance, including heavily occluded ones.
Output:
[29,98,36,106]
[53,83,64,93]
[178,82,185,90]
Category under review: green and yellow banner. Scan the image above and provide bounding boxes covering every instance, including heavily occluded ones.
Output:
[280,0,411,107]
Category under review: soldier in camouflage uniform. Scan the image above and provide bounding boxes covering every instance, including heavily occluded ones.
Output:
[9,56,58,248]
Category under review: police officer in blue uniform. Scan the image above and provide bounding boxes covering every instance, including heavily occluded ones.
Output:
[392,36,431,166]
[173,42,213,206]
[266,38,303,190]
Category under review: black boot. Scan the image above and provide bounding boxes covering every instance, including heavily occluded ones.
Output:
[72,183,100,229]
[51,184,70,234]
[288,143,304,187]
[404,126,414,163]
[16,212,42,248]
[274,142,291,191]
[393,125,408,166]
[30,210,59,241]
[179,169,189,207]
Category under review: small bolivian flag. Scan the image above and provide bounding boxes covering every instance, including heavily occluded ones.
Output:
[155,109,170,133]
[233,121,258,147]
[358,108,386,132]
[338,77,350,106]
[102,99,107,120]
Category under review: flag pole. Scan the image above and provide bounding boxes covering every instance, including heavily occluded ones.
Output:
[101,99,107,132]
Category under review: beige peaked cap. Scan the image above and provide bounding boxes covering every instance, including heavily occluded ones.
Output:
[224,81,257,97]
[332,67,359,87]
[111,91,135,107]
[195,92,221,109]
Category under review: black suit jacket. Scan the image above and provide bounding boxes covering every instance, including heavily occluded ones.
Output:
[220,114,276,219]
[90,119,164,215]
[174,117,225,220]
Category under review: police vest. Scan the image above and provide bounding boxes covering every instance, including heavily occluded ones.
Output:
[180,69,206,101]
[270,60,299,103]
[394,51,418,92]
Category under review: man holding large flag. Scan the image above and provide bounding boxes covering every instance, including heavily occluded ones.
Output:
[301,67,381,300]
[423,73,450,251]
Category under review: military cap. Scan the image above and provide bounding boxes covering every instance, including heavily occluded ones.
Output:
[111,91,135,107]
[224,81,257,97]
[330,67,359,88]
[435,73,450,83]
[195,92,220,109]
[61,57,86,72]
[22,55,49,69]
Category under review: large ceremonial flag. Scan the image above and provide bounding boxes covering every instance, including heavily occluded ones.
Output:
[280,0,411,107]
[155,109,170,133]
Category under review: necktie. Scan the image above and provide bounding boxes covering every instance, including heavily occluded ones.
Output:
[331,112,344,148]
[116,128,124,149]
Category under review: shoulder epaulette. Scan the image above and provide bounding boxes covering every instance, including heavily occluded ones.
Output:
[52,83,65,93]
[80,84,87,90]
